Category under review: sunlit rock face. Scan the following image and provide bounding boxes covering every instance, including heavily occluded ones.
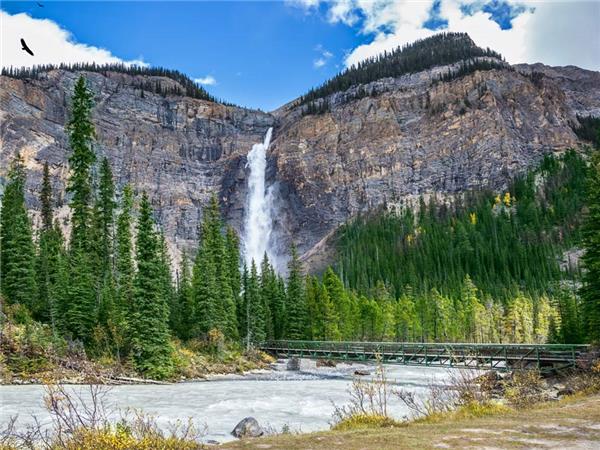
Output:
[1,63,597,269]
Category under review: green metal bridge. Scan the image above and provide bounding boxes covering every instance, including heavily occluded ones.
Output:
[259,340,590,372]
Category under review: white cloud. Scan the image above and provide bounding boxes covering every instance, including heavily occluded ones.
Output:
[194,75,217,86]
[313,58,327,68]
[0,11,146,69]
[294,1,600,71]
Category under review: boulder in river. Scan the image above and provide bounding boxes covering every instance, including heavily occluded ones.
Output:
[354,370,370,376]
[232,417,264,438]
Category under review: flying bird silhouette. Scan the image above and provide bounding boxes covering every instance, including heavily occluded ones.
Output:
[20,39,34,56]
[37,2,44,7]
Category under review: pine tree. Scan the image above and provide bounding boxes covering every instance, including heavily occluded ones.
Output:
[36,162,66,330]
[284,244,308,339]
[94,158,117,333]
[192,196,238,338]
[580,151,600,342]
[66,76,96,252]
[243,260,266,346]
[174,253,194,340]
[259,254,277,339]
[65,76,97,342]
[225,226,242,304]
[130,193,173,379]
[115,185,134,315]
[0,153,37,310]
[323,268,351,339]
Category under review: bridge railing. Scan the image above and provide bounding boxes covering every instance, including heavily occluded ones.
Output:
[258,340,590,371]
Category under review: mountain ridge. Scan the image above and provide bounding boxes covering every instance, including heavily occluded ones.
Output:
[1,33,599,269]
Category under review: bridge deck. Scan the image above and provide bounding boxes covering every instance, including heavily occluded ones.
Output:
[259,340,590,371]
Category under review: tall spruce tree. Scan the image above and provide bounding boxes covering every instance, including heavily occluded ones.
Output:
[243,260,266,346]
[192,196,238,340]
[0,153,37,310]
[130,193,173,378]
[36,162,66,329]
[174,253,194,340]
[580,151,600,342]
[65,76,97,342]
[94,158,117,331]
[115,185,134,316]
[284,244,308,339]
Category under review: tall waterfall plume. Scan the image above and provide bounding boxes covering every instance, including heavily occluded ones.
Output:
[243,127,276,271]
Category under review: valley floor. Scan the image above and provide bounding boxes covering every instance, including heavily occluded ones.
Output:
[221,394,600,450]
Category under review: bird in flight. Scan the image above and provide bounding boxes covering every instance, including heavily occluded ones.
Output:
[21,39,34,56]
[37,2,44,7]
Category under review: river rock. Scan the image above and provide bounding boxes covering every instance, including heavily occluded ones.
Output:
[354,370,370,376]
[231,417,264,438]
[287,357,300,371]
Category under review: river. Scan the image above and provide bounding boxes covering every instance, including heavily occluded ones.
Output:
[0,360,452,443]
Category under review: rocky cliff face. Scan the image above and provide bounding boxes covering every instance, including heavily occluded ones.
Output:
[1,62,598,270]
[0,70,273,261]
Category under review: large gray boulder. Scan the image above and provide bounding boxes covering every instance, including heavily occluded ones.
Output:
[231,417,264,438]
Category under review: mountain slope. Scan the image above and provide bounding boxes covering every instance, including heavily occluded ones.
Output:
[1,34,599,267]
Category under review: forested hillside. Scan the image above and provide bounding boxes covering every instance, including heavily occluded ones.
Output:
[297,32,505,107]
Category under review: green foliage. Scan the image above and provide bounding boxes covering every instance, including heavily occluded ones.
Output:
[284,245,308,340]
[66,76,96,253]
[0,154,37,311]
[336,151,587,302]
[242,261,267,345]
[191,196,238,340]
[130,193,173,379]
[580,151,600,342]
[574,115,600,148]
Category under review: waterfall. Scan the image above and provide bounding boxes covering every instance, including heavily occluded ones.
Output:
[243,127,275,270]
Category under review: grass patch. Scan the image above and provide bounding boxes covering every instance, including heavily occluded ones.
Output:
[331,414,402,431]
[415,401,512,424]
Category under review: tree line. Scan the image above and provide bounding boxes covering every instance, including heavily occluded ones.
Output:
[297,32,504,108]
[0,62,238,106]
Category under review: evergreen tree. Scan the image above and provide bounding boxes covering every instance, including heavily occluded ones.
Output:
[94,158,117,333]
[0,153,37,310]
[323,268,352,339]
[130,193,173,378]
[65,76,97,342]
[284,244,308,339]
[259,254,276,340]
[115,185,134,319]
[225,226,242,304]
[243,260,266,346]
[66,76,96,251]
[191,196,238,339]
[36,162,66,330]
[174,253,194,340]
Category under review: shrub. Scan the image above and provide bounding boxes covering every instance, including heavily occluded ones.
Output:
[331,414,401,431]
[503,370,547,408]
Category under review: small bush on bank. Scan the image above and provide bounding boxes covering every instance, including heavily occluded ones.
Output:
[504,370,546,408]
[331,414,402,431]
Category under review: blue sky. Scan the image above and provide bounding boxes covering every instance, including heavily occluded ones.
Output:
[2,1,599,110]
